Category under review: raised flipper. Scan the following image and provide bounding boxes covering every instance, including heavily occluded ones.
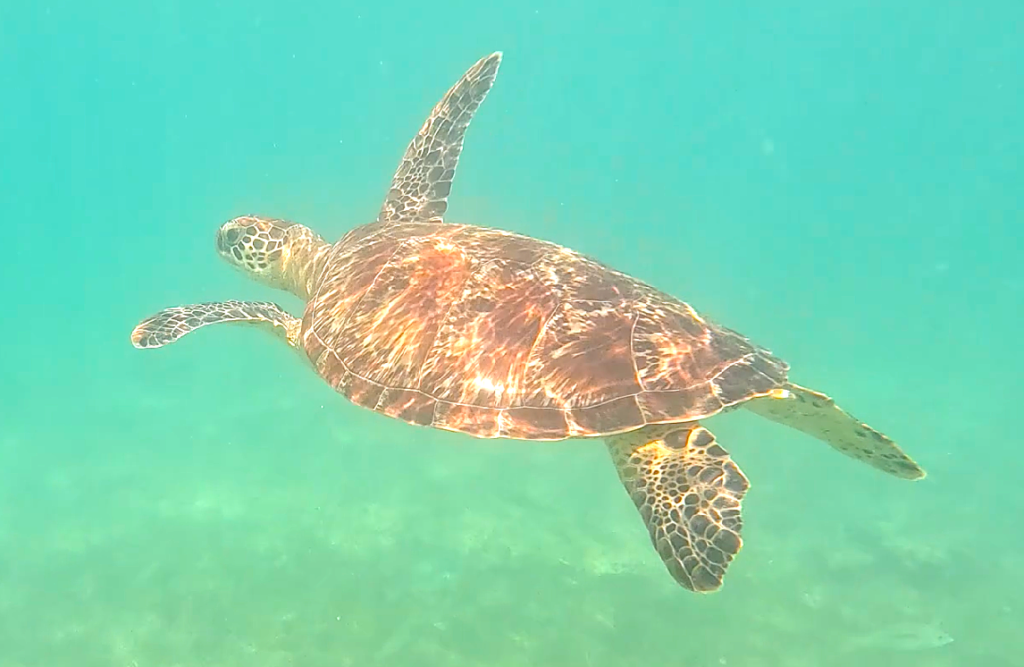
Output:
[744,383,925,480]
[605,424,749,593]
[376,52,502,225]
[130,300,301,349]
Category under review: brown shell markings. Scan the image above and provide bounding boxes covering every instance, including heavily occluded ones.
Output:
[301,222,789,440]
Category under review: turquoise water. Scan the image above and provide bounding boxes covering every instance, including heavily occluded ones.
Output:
[2,1,1021,665]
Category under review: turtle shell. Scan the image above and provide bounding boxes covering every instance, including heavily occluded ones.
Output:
[300,222,789,439]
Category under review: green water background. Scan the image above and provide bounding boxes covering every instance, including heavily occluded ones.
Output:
[1,1,1021,665]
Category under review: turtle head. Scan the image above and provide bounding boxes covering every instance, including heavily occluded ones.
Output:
[216,215,330,299]
[216,216,290,279]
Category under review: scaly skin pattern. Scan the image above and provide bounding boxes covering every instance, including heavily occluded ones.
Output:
[130,300,301,349]
[376,52,502,225]
[215,216,333,300]
[605,423,748,593]
[746,384,924,480]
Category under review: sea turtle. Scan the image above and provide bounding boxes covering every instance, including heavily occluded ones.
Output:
[131,52,925,593]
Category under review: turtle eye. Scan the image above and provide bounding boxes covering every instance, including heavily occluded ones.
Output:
[218,228,242,253]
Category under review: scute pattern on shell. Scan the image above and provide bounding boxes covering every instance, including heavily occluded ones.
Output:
[301,222,790,439]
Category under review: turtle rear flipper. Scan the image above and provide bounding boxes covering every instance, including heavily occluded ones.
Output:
[745,383,926,480]
[605,424,748,593]
[130,300,301,349]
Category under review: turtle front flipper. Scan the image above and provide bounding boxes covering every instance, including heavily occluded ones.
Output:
[130,300,301,349]
[744,383,926,480]
[605,424,748,593]
[376,51,502,225]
